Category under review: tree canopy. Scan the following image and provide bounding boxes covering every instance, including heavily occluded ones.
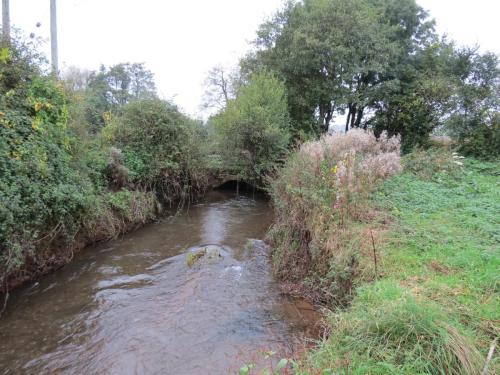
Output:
[237,0,498,153]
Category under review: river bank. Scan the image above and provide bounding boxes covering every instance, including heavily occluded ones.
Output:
[267,142,499,374]
[2,189,159,295]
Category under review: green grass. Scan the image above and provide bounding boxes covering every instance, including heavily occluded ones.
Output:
[302,156,499,374]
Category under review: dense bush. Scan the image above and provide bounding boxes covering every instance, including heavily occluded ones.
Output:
[268,129,402,304]
[107,98,209,201]
[0,40,208,290]
[0,42,94,283]
[445,51,499,159]
[455,116,500,159]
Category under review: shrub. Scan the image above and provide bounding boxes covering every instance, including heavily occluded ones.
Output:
[0,77,93,283]
[213,71,291,183]
[268,129,402,304]
[457,119,500,159]
[109,98,209,201]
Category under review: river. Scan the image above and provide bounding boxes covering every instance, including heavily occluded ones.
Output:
[0,190,319,374]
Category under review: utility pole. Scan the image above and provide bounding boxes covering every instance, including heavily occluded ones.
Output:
[50,0,58,74]
[2,0,10,45]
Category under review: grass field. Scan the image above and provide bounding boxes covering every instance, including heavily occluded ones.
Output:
[302,153,499,374]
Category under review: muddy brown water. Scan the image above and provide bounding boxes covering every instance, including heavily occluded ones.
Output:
[0,191,320,375]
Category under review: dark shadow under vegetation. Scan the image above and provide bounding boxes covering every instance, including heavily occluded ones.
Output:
[215,179,265,195]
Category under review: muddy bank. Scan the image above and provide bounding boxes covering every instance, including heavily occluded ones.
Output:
[2,207,158,295]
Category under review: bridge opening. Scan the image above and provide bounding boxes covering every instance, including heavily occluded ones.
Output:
[215,179,256,192]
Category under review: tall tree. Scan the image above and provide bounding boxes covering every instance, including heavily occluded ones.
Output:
[247,0,439,144]
[249,0,402,135]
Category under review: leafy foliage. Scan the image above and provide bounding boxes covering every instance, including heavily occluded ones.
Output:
[0,41,93,280]
[109,98,208,200]
[62,63,157,132]
[212,71,291,183]
[0,38,208,290]
[243,0,498,153]
[445,50,500,158]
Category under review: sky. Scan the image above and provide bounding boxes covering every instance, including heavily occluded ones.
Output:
[7,0,500,119]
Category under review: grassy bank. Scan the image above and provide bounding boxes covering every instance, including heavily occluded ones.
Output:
[269,132,499,374]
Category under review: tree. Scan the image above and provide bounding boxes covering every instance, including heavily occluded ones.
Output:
[249,0,403,135]
[62,66,92,92]
[371,40,457,152]
[65,63,157,132]
[213,71,291,183]
[104,63,156,106]
[445,50,500,158]
[202,66,235,111]
[246,0,448,150]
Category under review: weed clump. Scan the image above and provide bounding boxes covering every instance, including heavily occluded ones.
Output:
[186,248,207,268]
[268,129,402,305]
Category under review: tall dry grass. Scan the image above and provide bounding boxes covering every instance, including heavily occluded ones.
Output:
[268,129,402,304]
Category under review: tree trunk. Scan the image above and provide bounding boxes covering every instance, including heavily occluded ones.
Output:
[324,108,333,132]
[319,103,333,132]
[354,107,364,128]
[345,103,352,132]
[350,104,356,129]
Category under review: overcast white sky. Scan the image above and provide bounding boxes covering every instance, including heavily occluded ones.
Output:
[8,0,500,118]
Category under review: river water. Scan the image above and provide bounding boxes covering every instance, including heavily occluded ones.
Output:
[0,190,319,374]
